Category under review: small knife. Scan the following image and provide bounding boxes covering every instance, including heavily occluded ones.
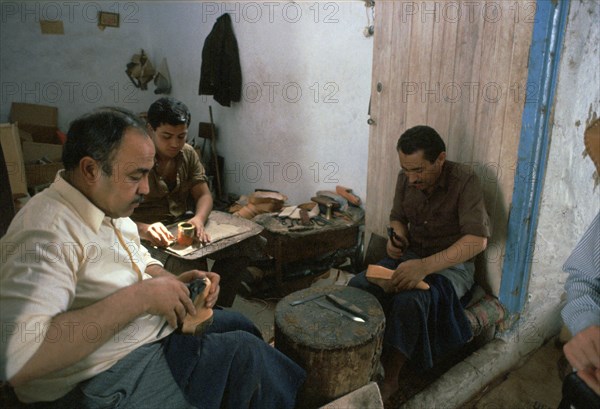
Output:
[314,300,365,323]
[289,293,324,306]
[326,293,368,321]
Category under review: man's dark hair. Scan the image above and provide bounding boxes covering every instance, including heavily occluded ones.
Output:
[62,107,147,175]
[147,97,191,130]
[396,125,446,163]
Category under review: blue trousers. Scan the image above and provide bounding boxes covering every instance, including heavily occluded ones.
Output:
[35,311,305,409]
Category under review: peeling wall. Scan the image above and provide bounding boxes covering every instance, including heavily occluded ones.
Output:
[0,1,373,204]
[522,0,599,336]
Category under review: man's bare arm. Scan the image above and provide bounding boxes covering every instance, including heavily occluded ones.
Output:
[387,220,409,259]
[392,234,487,290]
[135,221,174,247]
[188,182,213,243]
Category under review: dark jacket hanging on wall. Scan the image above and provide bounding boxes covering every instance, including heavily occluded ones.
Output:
[199,13,242,107]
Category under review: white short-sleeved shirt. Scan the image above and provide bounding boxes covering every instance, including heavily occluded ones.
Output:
[0,172,171,403]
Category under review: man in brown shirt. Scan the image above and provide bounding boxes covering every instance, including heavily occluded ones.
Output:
[131,97,213,246]
[349,125,490,402]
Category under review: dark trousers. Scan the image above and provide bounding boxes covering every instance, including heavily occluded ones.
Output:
[35,311,305,409]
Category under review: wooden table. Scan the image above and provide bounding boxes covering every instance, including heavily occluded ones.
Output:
[145,211,264,307]
[253,214,361,286]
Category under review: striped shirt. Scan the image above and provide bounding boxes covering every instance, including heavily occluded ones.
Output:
[561,212,600,336]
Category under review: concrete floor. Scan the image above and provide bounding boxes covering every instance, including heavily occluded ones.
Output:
[228,269,566,409]
[459,338,564,409]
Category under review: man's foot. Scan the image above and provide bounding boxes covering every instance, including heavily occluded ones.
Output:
[379,381,397,406]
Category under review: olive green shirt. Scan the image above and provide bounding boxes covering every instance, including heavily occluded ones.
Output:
[390,160,491,259]
[131,143,208,224]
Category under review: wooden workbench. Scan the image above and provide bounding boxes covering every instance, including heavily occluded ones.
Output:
[145,211,265,307]
[253,214,361,286]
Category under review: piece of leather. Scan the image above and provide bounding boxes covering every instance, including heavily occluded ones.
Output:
[366,264,430,291]
[288,202,319,219]
[336,185,362,206]
[234,191,287,219]
[584,118,600,173]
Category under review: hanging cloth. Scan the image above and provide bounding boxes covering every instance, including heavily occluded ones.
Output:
[154,57,172,95]
[199,13,242,107]
[125,49,155,91]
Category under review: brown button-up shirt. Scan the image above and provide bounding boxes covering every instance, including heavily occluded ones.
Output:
[131,144,208,225]
[390,160,491,258]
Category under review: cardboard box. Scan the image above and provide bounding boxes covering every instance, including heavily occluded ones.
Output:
[22,141,63,163]
[25,162,63,186]
[21,141,64,187]
[10,103,60,144]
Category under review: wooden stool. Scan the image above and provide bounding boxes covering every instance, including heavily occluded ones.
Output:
[275,286,385,409]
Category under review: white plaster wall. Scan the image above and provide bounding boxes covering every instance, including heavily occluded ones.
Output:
[0,1,157,128]
[0,1,373,204]
[147,1,373,204]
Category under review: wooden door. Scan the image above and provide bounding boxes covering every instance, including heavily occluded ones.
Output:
[366,1,535,295]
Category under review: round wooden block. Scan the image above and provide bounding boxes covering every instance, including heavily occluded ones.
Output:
[275,285,385,409]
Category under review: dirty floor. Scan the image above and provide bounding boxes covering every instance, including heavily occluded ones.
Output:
[228,268,566,409]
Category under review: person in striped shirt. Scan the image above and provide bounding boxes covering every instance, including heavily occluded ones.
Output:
[561,119,600,396]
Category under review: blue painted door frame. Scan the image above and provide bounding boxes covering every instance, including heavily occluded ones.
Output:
[499,0,570,319]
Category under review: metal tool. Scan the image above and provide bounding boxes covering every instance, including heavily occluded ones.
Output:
[157,278,208,338]
[326,293,368,321]
[387,226,407,250]
[313,215,332,226]
[314,300,365,323]
[289,293,324,306]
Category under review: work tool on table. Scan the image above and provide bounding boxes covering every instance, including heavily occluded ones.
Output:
[299,209,311,226]
[311,196,340,220]
[289,293,324,306]
[314,299,365,323]
[316,190,348,211]
[312,216,330,226]
[326,293,368,321]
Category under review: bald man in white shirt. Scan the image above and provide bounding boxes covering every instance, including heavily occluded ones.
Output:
[0,108,304,408]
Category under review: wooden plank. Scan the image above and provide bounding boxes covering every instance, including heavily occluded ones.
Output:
[427,6,459,145]
[0,123,28,196]
[470,2,505,292]
[404,0,434,127]
[446,5,485,163]
[366,1,403,237]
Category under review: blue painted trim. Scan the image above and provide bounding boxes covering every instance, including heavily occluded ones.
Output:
[499,0,570,317]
